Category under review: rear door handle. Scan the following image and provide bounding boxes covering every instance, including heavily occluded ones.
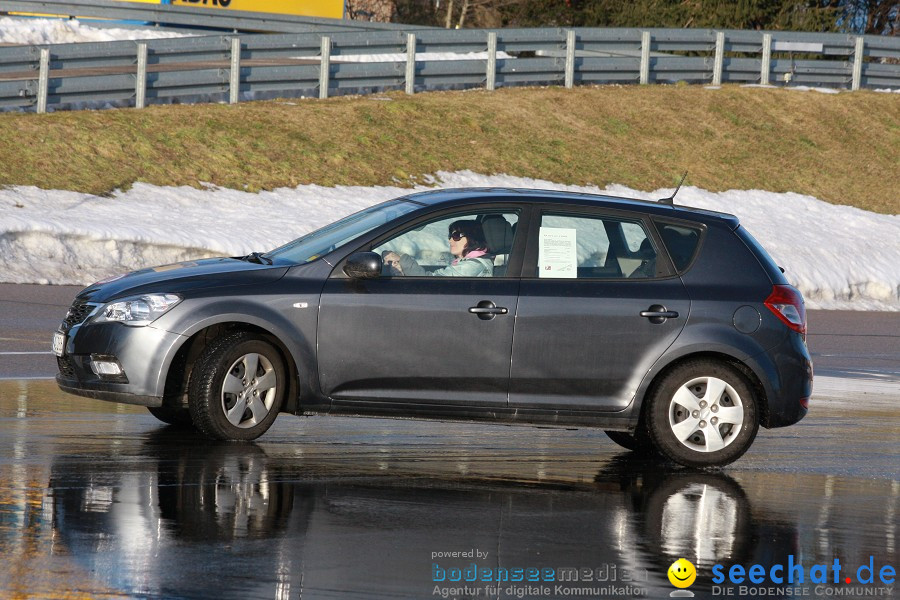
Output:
[640,304,678,324]
[469,300,508,320]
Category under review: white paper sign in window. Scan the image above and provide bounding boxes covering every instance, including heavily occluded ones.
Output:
[539,227,577,278]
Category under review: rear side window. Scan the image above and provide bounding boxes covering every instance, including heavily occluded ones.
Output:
[657,223,702,272]
[536,213,658,279]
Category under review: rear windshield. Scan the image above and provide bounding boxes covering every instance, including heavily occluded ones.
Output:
[656,222,702,272]
[735,225,789,285]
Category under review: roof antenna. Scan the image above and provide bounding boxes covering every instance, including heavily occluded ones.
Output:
[659,172,687,205]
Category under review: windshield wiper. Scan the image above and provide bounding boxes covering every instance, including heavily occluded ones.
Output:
[242,251,273,265]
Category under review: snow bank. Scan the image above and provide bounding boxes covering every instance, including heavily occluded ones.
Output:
[0,17,189,44]
[331,51,513,63]
[1,18,897,310]
[1,172,898,311]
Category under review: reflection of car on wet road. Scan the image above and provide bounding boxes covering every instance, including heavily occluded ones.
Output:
[48,437,800,600]
[52,188,812,466]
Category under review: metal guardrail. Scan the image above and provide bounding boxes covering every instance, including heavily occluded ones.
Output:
[0,6,897,112]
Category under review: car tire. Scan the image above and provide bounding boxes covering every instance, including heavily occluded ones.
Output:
[648,360,759,468]
[147,405,194,428]
[188,332,286,441]
[604,429,655,454]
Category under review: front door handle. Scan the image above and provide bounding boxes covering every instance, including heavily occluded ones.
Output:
[469,300,508,320]
[640,304,679,324]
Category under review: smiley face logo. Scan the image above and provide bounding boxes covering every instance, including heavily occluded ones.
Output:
[667,558,696,588]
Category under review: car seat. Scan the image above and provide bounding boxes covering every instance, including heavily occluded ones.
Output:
[629,238,657,278]
[481,215,514,276]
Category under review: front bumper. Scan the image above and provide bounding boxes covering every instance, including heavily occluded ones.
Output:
[56,377,164,407]
[55,321,186,407]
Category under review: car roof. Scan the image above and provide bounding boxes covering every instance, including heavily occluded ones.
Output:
[401,187,740,228]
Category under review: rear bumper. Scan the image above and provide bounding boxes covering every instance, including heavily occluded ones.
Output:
[752,332,812,428]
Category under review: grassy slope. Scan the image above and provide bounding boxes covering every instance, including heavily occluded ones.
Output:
[0,85,897,214]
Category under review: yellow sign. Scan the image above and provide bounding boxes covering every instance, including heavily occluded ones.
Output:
[168,0,344,19]
[18,1,345,28]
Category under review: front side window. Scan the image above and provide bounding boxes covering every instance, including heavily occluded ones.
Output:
[373,211,519,278]
[536,213,657,279]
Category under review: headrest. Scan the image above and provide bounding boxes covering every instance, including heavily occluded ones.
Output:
[481,215,514,254]
[637,238,655,258]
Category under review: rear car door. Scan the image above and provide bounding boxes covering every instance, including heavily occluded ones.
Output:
[317,205,527,410]
[509,206,690,412]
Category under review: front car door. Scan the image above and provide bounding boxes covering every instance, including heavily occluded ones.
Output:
[317,205,528,411]
[509,205,690,412]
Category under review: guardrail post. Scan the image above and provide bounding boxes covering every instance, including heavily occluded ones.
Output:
[851,36,864,91]
[319,36,331,100]
[761,33,772,85]
[565,29,576,89]
[486,31,497,91]
[640,31,651,84]
[135,42,147,109]
[229,37,241,104]
[37,47,50,114]
[713,31,725,85]
[405,33,416,95]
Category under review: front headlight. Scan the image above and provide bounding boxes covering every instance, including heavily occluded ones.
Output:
[94,294,182,327]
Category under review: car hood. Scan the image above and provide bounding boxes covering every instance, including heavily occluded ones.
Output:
[74,258,290,303]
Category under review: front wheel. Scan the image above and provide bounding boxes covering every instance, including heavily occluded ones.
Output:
[188,332,286,441]
[647,360,759,468]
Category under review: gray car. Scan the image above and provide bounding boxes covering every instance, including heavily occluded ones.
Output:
[53,188,812,467]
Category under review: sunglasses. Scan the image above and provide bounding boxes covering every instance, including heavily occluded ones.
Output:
[449,231,467,241]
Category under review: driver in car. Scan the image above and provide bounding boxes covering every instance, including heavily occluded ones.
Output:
[383,220,494,277]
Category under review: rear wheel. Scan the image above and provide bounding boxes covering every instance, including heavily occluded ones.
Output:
[188,332,286,441]
[648,360,759,468]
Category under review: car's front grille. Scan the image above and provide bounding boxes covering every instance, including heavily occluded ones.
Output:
[64,301,97,328]
[57,356,76,379]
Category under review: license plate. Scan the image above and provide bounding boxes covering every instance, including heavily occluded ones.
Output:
[52,331,66,357]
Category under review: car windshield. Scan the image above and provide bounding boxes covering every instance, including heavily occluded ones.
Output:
[265,199,421,264]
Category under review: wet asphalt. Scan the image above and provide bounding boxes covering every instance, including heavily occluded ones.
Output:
[0,284,898,600]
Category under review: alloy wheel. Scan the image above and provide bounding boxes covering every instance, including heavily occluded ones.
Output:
[220,352,278,429]
[668,376,744,453]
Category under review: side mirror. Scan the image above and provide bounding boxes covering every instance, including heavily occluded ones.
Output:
[343,252,382,279]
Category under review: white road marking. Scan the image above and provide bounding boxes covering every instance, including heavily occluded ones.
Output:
[0,351,54,355]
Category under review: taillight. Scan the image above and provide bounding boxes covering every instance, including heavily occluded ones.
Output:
[765,285,807,338]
